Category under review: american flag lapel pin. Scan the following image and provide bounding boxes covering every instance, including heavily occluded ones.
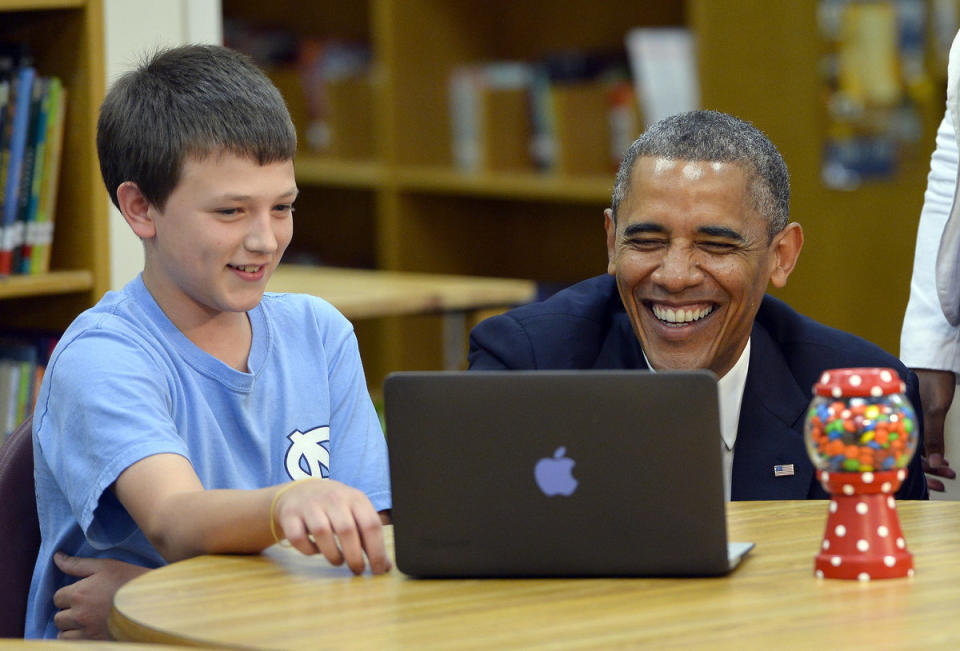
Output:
[774,464,795,477]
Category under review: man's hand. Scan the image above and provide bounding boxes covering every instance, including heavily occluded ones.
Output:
[272,478,391,575]
[52,553,150,640]
[915,368,959,492]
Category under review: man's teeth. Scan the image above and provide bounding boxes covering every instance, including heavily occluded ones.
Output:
[232,265,261,273]
[652,304,713,324]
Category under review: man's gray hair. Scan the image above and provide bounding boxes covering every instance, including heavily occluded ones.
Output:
[610,110,789,239]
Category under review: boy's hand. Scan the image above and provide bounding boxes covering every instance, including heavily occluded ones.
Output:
[272,478,391,575]
[52,553,150,639]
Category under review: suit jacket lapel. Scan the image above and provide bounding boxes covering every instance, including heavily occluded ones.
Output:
[594,311,648,369]
[731,321,817,499]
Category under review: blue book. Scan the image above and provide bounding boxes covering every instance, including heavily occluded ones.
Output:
[0,339,37,439]
[0,65,35,276]
[13,76,47,274]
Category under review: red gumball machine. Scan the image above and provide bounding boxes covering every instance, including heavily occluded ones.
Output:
[804,368,919,580]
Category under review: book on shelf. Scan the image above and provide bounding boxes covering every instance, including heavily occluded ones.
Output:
[625,27,699,128]
[0,78,7,155]
[0,61,66,276]
[608,81,639,167]
[529,51,628,172]
[223,19,375,160]
[449,62,534,173]
[297,39,373,158]
[0,43,27,199]
[12,75,47,274]
[0,63,36,276]
[0,332,56,442]
[450,51,639,177]
[26,76,65,275]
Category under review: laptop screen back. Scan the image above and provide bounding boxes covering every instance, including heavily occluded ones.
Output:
[384,370,732,577]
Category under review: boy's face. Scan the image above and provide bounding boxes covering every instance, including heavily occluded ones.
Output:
[142,153,296,325]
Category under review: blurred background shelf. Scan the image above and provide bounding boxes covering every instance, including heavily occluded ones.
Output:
[392,167,613,203]
[294,156,384,189]
[1,0,86,10]
[0,271,94,300]
[220,0,946,383]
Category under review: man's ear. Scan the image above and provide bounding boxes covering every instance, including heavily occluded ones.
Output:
[604,208,617,276]
[116,181,157,240]
[768,222,803,288]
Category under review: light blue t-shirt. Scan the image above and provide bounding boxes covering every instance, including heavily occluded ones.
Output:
[25,275,390,638]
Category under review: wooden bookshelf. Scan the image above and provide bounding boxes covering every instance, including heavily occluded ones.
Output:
[0,0,108,331]
[223,0,942,380]
[294,155,384,189]
[393,167,613,204]
[0,270,93,299]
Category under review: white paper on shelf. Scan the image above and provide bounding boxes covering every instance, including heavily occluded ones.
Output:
[625,27,700,128]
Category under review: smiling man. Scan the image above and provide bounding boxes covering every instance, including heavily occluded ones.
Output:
[468,110,927,501]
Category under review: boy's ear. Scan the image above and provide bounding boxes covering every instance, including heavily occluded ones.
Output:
[116,181,156,240]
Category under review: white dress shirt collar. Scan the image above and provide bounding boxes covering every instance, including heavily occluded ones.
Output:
[641,338,751,501]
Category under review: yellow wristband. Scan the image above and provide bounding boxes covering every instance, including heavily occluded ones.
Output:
[269,481,302,545]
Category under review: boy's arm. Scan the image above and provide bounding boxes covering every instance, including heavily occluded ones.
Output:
[114,452,390,573]
[50,454,391,641]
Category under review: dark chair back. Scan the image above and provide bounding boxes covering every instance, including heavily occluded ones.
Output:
[0,415,40,638]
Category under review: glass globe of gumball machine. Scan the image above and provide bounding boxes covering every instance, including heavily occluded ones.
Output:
[804,367,919,580]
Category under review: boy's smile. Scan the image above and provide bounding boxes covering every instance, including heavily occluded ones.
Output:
[138,152,297,334]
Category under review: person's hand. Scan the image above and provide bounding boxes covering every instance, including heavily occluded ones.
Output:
[272,478,391,575]
[52,553,150,639]
[915,368,958,492]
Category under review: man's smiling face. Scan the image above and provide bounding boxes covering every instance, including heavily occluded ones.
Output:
[605,156,796,378]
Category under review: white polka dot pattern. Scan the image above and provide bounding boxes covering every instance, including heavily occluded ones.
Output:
[814,474,914,580]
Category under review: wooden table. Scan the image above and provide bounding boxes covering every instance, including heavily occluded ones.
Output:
[267,265,537,370]
[110,501,960,649]
[266,265,537,321]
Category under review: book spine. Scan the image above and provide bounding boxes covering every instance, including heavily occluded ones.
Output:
[13,76,46,274]
[31,78,64,275]
[0,360,13,441]
[0,65,35,276]
[449,66,480,172]
[0,78,13,250]
[0,332,54,439]
[14,358,32,426]
[0,79,9,160]
[528,66,556,172]
[607,81,638,171]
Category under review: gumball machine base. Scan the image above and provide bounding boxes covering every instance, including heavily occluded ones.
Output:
[814,469,913,581]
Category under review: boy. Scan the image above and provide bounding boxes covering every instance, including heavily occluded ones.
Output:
[25,44,391,639]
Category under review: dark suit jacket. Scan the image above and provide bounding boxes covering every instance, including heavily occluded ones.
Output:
[468,274,928,500]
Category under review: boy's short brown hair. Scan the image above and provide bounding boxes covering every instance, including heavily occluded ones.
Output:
[97,44,297,211]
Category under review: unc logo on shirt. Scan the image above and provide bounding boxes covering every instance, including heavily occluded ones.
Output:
[284,426,331,480]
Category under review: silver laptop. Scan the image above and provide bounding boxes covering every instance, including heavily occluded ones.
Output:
[383,370,753,578]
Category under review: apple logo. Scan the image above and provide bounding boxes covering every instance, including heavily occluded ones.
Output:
[534,446,578,496]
